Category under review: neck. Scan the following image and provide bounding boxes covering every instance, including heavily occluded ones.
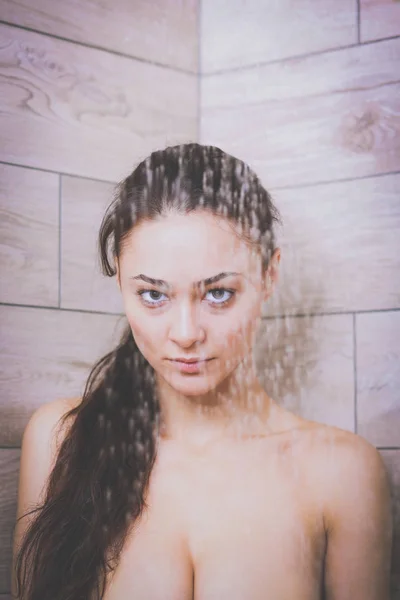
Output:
[155,357,279,448]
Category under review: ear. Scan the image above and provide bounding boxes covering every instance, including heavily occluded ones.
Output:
[115,259,121,291]
[262,248,281,301]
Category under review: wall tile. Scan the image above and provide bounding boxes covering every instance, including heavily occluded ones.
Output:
[254,313,354,431]
[201,0,356,73]
[0,0,198,72]
[360,0,400,42]
[61,176,123,313]
[0,164,59,307]
[0,24,197,182]
[379,450,400,597]
[201,38,400,188]
[262,173,400,317]
[357,311,400,447]
[0,305,127,446]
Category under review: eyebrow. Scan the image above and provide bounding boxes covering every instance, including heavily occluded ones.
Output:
[130,272,242,288]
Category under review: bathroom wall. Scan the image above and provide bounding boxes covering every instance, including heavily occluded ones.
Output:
[0,1,198,596]
[1,0,399,597]
[200,0,400,595]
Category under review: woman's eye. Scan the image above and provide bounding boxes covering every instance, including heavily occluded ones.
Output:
[137,290,166,305]
[136,288,235,307]
[206,288,235,305]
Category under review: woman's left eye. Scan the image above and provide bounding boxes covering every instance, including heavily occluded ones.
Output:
[136,288,235,307]
[206,288,235,305]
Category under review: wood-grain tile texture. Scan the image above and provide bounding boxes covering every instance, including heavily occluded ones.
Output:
[1,0,399,595]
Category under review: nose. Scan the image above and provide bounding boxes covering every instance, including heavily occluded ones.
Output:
[168,301,205,347]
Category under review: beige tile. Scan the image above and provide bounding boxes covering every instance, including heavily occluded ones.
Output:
[0,449,19,594]
[262,173,400,317]
[254,313,354,431]
[0,0,198,72]
[201,0,356,73]
[0,24,198,182]
[357,311,400,447]
[0,164,59,306]
[360,0,400,42]
[61,176,123,313]
[379,450,400,597]
[0,304,126,446]
[201,38,400,188]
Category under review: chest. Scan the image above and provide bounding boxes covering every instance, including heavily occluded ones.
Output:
[104,439,327,600]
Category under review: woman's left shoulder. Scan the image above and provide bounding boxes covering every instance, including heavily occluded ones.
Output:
[298,423,391,530]
[305,421,381,456]
[303,422,388,492]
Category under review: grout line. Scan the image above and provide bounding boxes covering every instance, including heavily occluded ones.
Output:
[1,444,399,451]
[1,301,400,320]
[0,160,118,186]
[353,313,358,434]
[0,301,125,318]
[357,0,361,44]
[0,20,196,75]
[58,174,62,308]
[2,161,399,194]
[261,306,400,320]
[201,34,400,77]
[197,0,202,142]
[269,170,400,192]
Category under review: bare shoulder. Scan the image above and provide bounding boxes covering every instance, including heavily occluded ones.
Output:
[282,415,388,486]
[294,418,387,476]
[22,397,82,470]
[12,397,83,594]
[27,395,82,431]
[29,395,82,422]
[17,396,82,510]
[296,420,391,525]
[303,421,386,471]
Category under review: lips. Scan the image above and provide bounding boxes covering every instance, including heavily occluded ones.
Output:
[171,358,214,373]
[170,358,209,363]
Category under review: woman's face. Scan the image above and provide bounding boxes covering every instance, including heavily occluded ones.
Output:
[116,210,280,396]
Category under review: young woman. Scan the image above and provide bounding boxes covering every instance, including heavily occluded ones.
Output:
[12,143,392,599]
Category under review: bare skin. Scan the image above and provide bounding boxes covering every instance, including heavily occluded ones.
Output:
[99,405,392,600]
[102,407,323,600]
[13,392,392,600]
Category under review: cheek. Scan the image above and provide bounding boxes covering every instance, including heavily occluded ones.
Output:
[224,296,261,351]
[216,313,258,357]
[126,313,160,358]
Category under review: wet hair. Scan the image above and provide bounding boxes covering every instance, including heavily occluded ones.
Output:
[13,143,282,599]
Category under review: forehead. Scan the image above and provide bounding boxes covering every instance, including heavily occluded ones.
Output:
[119,211,261,282]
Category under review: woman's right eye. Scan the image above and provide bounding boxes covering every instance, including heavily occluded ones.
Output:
[136,290,166,306]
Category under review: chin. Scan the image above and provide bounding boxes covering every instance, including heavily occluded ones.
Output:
[166,370,232,397]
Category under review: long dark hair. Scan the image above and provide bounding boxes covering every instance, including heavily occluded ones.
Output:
[13,143,282,599]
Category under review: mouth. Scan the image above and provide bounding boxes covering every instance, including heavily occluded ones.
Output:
[168,358,215,372]
[169,358,213,364]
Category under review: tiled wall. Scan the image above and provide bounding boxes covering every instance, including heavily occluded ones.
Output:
[1,0,399,597]
[0,1,198,596]
[200,0,400,595]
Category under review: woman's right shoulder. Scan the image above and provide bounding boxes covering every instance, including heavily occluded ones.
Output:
[28,396,82,426]
[23,397,82,457]
[12,397,83,592]
[18,397,82,504]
